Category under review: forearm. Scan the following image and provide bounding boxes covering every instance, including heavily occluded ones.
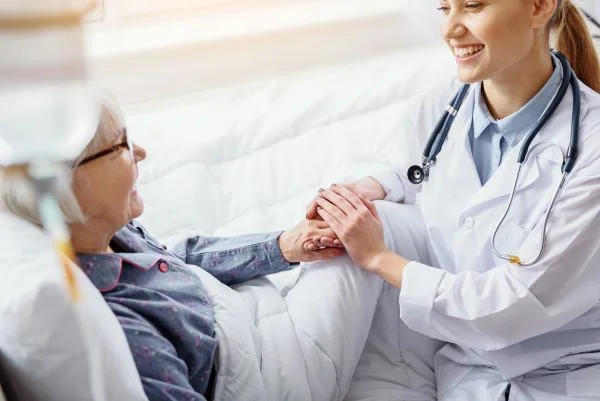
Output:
[368,251,411,288]
[174,232,294,285]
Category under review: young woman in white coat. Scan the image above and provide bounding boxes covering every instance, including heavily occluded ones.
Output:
[307,0,600,400]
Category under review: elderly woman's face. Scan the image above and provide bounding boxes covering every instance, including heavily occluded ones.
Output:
[72,122,146,231]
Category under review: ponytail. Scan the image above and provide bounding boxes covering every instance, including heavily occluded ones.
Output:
[552,0,600,92]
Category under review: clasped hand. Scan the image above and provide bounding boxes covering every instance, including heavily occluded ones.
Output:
[284,178,388,271]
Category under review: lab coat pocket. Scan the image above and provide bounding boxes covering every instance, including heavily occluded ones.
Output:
[566,364,600,397]
[508,152,563,234]
[493,222,527,258]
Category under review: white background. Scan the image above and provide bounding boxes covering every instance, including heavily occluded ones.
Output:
[576,0,600,16]
[81,0,600,107]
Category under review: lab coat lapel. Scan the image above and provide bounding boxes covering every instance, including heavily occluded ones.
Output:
[460,73,584,215]
[436,88,482,197]
[463,144,541,214]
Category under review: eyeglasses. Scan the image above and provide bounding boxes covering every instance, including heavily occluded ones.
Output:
[73,128,134,168]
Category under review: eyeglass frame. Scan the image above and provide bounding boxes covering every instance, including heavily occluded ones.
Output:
[73,128,134,168]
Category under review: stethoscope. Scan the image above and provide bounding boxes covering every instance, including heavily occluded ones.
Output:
[407,50,581,266]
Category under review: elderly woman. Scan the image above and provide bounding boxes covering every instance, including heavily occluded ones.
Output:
[0,93,389,401]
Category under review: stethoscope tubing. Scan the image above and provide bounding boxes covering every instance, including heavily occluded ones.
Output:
[409,50,581,265]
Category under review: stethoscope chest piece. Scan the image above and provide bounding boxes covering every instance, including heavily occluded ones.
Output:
[407,164,426,184]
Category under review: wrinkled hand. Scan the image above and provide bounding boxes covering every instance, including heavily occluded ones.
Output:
[315,185,389,272]
[278,220,345,263]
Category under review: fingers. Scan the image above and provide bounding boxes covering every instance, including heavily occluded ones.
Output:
[306,188,328,220]
[314,236,343,248]
[359,195,379,219]
[317,227,342,247]
[328,185,381,223]
[305,242,319,251]
[331,185,370,215]
[318,186,356,217]
[315,196,345,224]
[312,247,345,261]
[316,205,342,233]
[306,200,319,219]
[317,237,337,248]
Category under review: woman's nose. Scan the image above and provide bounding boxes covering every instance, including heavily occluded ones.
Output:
[133,143,147,162]
[441,11,467,42]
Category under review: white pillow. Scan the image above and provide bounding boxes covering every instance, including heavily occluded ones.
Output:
[0,211,149,401]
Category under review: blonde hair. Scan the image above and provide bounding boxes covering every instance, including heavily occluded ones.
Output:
[0,90,126,227]
[551,0,600,92]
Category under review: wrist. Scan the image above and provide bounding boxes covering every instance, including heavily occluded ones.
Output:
[277,231,295,263]
[364,250,395,273]
[366,251,409,288]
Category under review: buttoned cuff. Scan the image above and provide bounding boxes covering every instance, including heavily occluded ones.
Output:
[267,232,298,272]
[399,261,446,334]
[370,170,405,203]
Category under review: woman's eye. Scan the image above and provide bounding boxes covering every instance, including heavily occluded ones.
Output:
[465,2,482,9]
[436,5,450,13]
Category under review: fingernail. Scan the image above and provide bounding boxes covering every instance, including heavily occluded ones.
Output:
[308,244,317,251]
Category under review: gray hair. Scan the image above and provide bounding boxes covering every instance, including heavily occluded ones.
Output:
[0,90,126,227]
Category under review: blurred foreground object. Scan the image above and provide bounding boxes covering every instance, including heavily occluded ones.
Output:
[0,0,98,166]
[0,7,148,401]
[0,0,100,301]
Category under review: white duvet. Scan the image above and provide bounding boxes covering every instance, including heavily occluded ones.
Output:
[189,202,442,401]
[196,257,382,401]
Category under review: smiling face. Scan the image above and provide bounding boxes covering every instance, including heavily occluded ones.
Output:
[71,104,147,235]
[439,0,551,84]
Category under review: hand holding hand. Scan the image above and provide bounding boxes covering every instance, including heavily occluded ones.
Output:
[278,219,345,263]
[305,177,386,221]
[314,185,389,272]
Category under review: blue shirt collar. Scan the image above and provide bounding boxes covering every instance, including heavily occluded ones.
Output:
[472,53,563,146]
[77,222,169,292]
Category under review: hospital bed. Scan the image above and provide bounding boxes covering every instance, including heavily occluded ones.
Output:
[0,43,456,400]
[126,43,456,399]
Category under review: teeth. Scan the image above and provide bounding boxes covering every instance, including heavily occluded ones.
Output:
[454,45,484,58]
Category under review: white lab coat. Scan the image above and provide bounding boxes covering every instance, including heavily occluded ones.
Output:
[374,78,600,400]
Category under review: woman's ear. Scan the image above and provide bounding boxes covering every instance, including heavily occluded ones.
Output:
[531,0,559,29]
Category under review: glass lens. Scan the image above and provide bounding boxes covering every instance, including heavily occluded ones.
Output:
[125,129,134,161]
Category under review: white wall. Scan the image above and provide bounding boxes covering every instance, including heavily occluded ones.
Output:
[84,0,600,109]
[405,1,443,44]
[83,1,451,106]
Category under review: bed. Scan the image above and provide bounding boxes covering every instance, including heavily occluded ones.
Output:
[125,44,456,400]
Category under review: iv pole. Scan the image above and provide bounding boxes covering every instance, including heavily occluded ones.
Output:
[0,2,97,302]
